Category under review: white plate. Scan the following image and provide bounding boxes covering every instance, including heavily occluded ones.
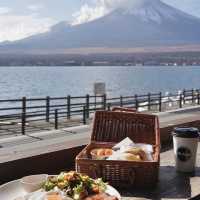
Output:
[0,179,121,200]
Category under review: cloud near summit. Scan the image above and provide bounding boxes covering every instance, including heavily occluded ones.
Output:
[71,0,200,25]
[71,0,132,25]
[71,0,160,25]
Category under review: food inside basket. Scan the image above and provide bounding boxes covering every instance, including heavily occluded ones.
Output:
[90,138,154,162]
[90,148,113,160]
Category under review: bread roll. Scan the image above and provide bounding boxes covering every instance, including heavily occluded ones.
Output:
[96,149,113,156]
[123,153,142,161]
[125,147,147,161]
[90,148,113,160]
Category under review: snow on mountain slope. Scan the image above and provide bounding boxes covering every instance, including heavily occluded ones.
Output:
[1,0,200,52]
[121,0,197,24]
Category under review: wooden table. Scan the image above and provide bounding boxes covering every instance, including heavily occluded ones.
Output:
[0,143,199,200]
[120,144,200,200]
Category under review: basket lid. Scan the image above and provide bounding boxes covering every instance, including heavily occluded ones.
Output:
[91,111,160,145]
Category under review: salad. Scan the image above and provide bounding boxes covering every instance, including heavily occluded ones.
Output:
[42,171,107,200]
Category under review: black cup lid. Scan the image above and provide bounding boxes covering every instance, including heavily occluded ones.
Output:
[173,127,199,138]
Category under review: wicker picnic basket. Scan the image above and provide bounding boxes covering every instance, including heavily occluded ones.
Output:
[76,110,160,188]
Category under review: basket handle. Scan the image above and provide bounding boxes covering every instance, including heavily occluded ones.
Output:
[112,107,137,112]
[89,164,101,179]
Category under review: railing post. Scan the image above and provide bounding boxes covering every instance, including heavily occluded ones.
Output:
[120,96,123,107]
[179,93,183,108]
[54,109,58,130]
[86,94,90,119]
[83,106,86,125]
[183,89,186,104]
[159,92,162,112]
[192,89,195,104]
[46,96,50,122]
[198,90,200,105]
[67,95,71,119]
[94,95,97,110]
[107,103,111,111]
[195,89,198,105]
[135,94,138,111]
[22,97,26,135]
[102,94,107,110]
[148,93,151,111]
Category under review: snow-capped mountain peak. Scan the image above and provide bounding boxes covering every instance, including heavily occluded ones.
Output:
[71,0,163,26]
[114,0,197,24]
[123,0,164,24]
[118,0,176,24]
[1,0,200,52]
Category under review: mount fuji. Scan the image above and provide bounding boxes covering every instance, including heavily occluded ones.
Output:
[1,0,200,54]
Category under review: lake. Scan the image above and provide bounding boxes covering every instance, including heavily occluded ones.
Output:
[0,66,200,99]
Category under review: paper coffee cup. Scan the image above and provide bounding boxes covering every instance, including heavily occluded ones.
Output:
[172,127,199,172]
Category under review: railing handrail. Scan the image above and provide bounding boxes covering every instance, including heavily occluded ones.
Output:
[0,88,199,135]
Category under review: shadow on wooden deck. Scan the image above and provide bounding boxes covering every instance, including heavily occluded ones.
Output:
[120,166,200,199]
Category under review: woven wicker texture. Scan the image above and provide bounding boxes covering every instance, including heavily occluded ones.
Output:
[76,110,160,188]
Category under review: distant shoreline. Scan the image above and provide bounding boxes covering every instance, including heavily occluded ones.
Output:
[0,49,200,67]
[0,65,199,67]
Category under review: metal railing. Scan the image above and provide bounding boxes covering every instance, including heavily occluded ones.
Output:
[0,88,199,136]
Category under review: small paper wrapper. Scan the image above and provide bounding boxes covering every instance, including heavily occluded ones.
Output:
[111,137,153,161]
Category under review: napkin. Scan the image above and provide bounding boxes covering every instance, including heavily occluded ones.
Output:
[111,137,153,161]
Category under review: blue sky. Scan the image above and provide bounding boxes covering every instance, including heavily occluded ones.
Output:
[0,0,200,42]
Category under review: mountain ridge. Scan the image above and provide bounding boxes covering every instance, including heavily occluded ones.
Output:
[1,0,200,54]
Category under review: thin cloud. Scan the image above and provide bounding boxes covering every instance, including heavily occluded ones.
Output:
[27,4,44,12]
[0,7,12,15]
[72,3,108,25]
[0,13,55,42]
[71,0,119,25]
[71,0,157,25]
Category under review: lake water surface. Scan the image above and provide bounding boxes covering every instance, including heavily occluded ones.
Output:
[0,66,200,99]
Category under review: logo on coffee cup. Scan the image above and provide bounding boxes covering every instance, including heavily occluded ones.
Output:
[177,147,191,162]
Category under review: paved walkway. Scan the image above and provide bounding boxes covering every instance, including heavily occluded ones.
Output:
[0,125,91,163]
[0,105,200,163]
